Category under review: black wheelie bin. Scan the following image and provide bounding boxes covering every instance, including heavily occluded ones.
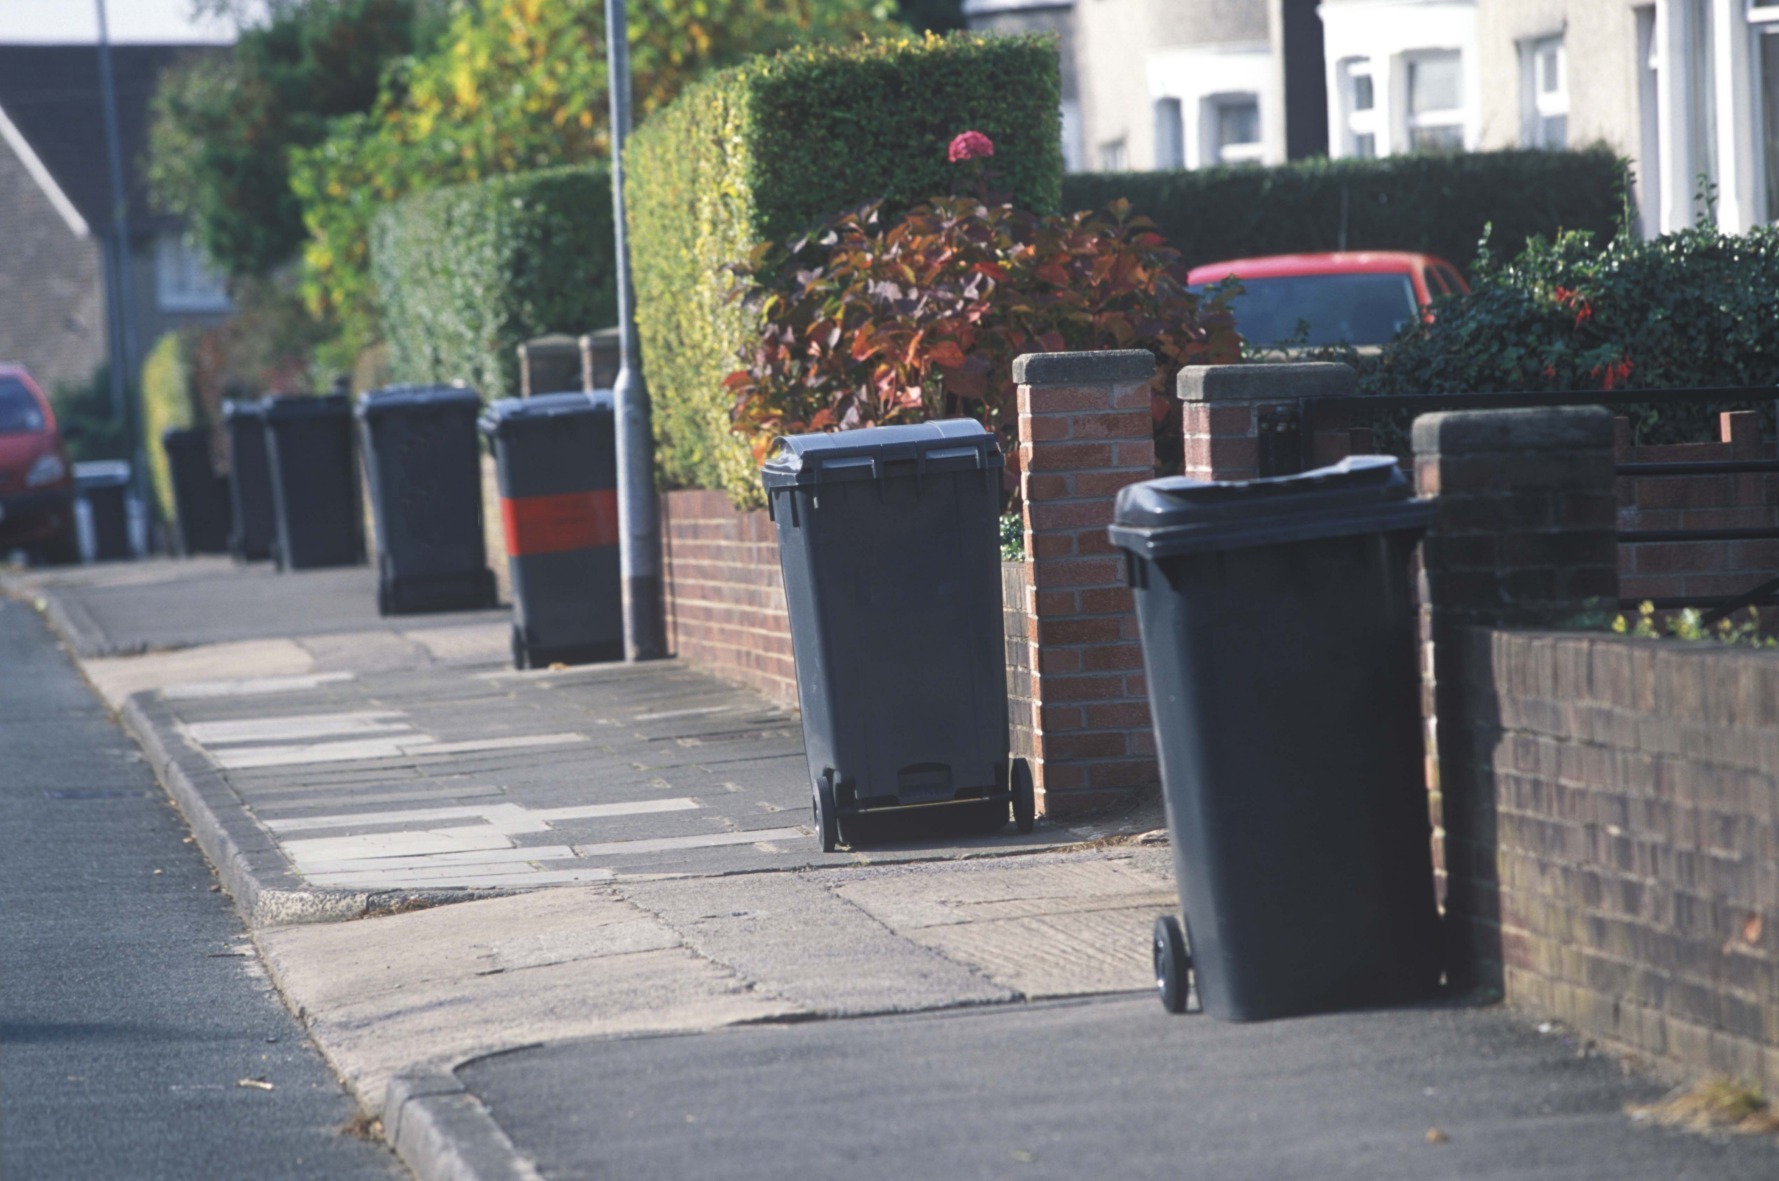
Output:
[763,419,1034,852]
[357,385,497,614]
[74,460,132,561]
[262,393,365,570]
[161,427,231,555]
[222,399,276,562]
[479,392,622,668]
[1109,455,1439,1022]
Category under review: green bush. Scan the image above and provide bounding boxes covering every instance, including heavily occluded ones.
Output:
[627,31,1064,502]
[140,333,200,524]
[1060,148,1629,275]
[1357,223,1779,444]
[372,164,617,401]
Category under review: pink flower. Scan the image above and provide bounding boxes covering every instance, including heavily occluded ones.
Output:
[948,130,995,163]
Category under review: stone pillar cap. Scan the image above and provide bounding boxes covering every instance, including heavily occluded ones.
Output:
[1412,406,1614,453]
[1178,362,1356,402]
[1012,350,1154,387]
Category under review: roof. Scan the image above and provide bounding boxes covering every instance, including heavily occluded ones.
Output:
[1187,251,1460,283]
[0,43,222,235]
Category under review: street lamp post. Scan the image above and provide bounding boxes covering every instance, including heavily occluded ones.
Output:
[604,0,666,661]
[95,0,148,548]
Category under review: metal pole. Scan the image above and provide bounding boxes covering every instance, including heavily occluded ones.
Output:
[96,0,149,551]
[604,0,665,660]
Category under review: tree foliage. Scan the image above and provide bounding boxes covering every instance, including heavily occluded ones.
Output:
[725,194,1242,475]
[147,0,421,279]
[290,0,899,358]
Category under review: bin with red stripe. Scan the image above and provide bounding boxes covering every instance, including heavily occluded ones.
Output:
[479,392,622,668]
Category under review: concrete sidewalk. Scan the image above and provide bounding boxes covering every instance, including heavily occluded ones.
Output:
[9,558,1775,1181]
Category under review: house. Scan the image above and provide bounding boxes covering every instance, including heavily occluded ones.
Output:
[995,0,1778,239]
[963,0,1331,172]
[0,44,229,395]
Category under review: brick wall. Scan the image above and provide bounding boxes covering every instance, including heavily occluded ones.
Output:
[1446,626,1779,1092]
[1617,410,1779,603]
[0,137,105,391]
[1013,351,1160,817]
[658,489,798,707]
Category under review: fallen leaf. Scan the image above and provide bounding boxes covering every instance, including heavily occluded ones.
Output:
[1425,1128,1450,1145]
[549,662,568,671]
[237,1078,274,1091]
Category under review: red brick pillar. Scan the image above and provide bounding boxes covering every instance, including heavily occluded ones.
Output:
[1413,407,1619,989]
[1012,350,1158,818]
[1179,362,1357,481]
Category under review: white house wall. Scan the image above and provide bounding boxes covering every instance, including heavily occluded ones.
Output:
[1148,43,1280,167]
[1320,0,1481,157]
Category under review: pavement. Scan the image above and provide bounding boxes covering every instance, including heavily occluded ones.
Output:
[7,556,1778,1181]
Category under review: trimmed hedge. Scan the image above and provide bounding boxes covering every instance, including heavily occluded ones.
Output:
[372,164,616,401]
[1061,148,1630,274]
[141,332,197,525]
[627,31,1064,502]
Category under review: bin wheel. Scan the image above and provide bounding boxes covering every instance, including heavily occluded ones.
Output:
[510,624,529,671]
[1154,914,1192,1014]
[1012,757,1035,835]
[813,772,839,853]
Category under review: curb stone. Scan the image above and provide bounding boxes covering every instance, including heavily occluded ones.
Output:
[385,1064,543,1181]
[119,691,500,927]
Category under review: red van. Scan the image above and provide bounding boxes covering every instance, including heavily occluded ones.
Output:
[0,364,77,563]
[1188,251,1469,350]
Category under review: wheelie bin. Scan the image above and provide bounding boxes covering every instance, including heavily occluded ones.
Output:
[74,460,131,561]
[357,385,497,614]
[222,400,276,563]
[1108,455,1439,1022]
[161,427,231,555]
[479,392,622,668]
[261,393,365,570]
[762,419,1034,852]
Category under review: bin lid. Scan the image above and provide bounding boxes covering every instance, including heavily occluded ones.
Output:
[222,399,264,422]
[477,390,613,435]
[1108,455,1432,559]
[73,460,131,489]
[161,425,209,445]
[760,419,1003,490]
[357,384,482,419]
[262,392,352,419]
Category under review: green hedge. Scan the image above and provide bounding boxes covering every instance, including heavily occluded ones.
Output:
[140,333,197,525]
[1060,148,1630,275]
[372,164,617,401]
[627,32,1064,502]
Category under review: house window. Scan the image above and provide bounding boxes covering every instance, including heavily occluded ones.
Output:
[1753,3,1779,221]
[1154,98,1185,170]
[1405,51,1465,153]
[1341,58,1377,158]
[154,232,229,313]
[1637,6,1662,236]
[1206,95,1262,164]
[1099,139,1128,172]
[1523,36,1568,149]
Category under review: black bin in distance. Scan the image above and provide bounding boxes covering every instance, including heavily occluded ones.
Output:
[479,392,621,668]
[161,427,231,555]
[763,420,1033,852]
[261,393,365,570]
[357,385,497,614]
[1109,455,1439,1023]
[222,400,276,562]
[74,460,131,561]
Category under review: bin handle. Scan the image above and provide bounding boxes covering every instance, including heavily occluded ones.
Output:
[815,455,876,483]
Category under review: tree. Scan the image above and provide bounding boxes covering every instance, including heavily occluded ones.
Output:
[288,0,900,359]
[147,0,422,278]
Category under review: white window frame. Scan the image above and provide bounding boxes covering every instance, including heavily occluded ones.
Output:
[1402,49,1466,153]
[1203,93,1264,165]
[1748,0,1779,222]
[154,231,230,314]
[1520,35,1568,149]
[1154,97,1185,170]
[1341,57,1379,158]
[1099,139,1128,172]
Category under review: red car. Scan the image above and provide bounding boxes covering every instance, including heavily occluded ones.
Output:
[0,363,77,563]
[1188,251,1469,350]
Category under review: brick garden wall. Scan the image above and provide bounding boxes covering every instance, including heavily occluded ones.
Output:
[1616,411,1779,603]
[1445,626,1779,1092]
[657,489,798,708]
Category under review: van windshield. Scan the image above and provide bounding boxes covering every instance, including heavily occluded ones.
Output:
[1203,273,1419,348]
[0,378,46,434]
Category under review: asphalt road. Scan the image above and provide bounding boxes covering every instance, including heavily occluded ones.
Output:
[462,994,1779,1181]
[0,598,405,1180]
